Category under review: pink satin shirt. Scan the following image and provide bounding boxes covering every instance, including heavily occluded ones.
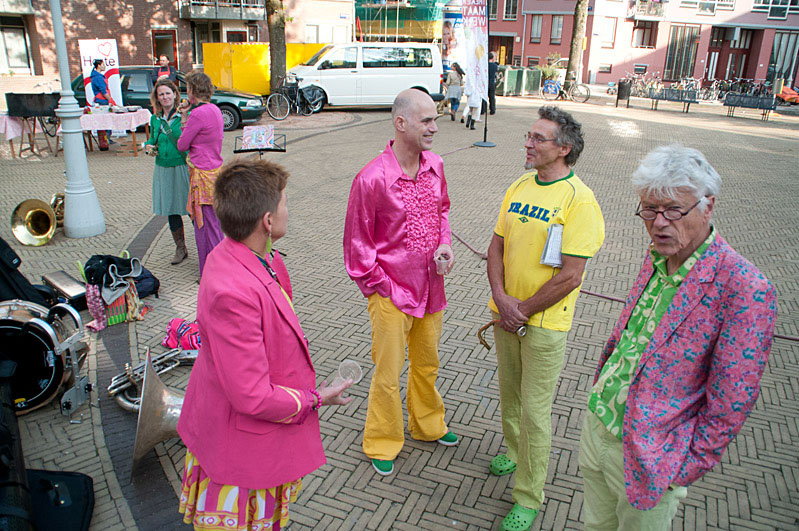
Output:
[344,141,451,318]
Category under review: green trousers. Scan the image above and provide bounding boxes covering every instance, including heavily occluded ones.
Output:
[494,313,567,509]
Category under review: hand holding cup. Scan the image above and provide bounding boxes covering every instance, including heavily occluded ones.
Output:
[434,244,454,276]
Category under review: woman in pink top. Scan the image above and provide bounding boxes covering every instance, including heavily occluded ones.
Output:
[178,71,225,275]
[178,159,352,530]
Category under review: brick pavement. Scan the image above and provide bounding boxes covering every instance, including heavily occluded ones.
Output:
[1,96,797,530]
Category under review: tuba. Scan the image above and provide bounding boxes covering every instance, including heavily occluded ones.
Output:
[50,193,65,228]
[10,198,57,246]
[108,348,196,412]
[131,349,184,470]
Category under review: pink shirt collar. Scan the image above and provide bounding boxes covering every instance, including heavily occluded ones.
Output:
[382,140,441,190]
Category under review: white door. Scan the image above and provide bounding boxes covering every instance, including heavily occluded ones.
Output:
[315,46,359,105]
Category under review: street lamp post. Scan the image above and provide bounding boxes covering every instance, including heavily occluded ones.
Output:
[49,0,106,238]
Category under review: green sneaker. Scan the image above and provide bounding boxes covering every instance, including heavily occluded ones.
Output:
[490,454,517,476]
[371,459,394,476]
[437,431,459,446]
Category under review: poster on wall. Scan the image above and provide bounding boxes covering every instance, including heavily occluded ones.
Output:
[78,39,123,107]
[462,0,488,103]
[442,0,466,72]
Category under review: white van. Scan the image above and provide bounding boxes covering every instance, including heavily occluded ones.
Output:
[288,42,443,109]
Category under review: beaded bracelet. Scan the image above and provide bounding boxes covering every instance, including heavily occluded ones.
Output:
[309,388,322,411]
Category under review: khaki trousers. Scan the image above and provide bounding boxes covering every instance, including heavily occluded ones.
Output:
[579,413,688,530]
[362,294,448,460]
[494,313,568,509]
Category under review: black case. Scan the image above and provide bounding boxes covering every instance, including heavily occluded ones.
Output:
[41,270,87,311]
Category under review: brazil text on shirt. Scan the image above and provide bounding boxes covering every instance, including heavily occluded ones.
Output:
[507,202,553,222]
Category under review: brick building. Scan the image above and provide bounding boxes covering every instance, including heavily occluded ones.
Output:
[0,0,353,79]
[486,0,799,86]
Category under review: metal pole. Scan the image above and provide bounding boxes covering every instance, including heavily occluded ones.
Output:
[49,0,106,238]
[474,0,495,148]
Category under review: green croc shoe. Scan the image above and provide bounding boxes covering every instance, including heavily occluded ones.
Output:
[499,503,539,531]
[437,431,459,446]
[489,454,517,476]
[371,459,394,476]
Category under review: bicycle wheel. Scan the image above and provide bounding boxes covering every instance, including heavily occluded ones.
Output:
[569,84,590,103]
[39,116,58,137]
[266,93,290,120]
[540,80,560,101]
[299,99,314,116]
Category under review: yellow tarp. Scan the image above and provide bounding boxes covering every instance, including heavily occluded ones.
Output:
[203,43,328,95]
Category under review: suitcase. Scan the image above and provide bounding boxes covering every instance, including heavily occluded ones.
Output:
[41,271,87,311]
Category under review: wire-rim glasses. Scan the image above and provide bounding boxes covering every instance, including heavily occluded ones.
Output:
[524,133,557,144]
[635,198,703,221]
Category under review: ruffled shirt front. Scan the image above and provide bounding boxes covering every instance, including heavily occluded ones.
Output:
[344,141,451,318]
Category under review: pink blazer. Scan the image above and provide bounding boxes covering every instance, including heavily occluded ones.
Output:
[177,237,324,489]
[595,235,777,509]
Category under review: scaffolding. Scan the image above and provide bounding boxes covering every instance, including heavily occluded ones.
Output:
[355,0,445,42]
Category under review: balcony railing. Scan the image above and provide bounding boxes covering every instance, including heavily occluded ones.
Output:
[179,0,267,21]
[628,0,666,19]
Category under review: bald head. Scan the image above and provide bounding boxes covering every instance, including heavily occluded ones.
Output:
[392,89,433,124]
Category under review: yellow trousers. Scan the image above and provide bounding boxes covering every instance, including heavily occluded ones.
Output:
[363,294,448,460]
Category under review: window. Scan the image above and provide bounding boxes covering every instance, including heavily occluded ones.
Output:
[320,47,357,69]
[122,72,151,94]
[305,25,319,43]
[633,21,657,48]
[731,29,752,49]
[504,0,518,20]
[602,17,617,48]
[488,0,498,19]
[363,47,433,68]
[530,15,542,43]
[753,0,798,17]
[598,63,612,73]
[512,55,521,66]
[527,56,540,66]
[634,64,648,74]
[681,0,736,10]
[0,17,30,74]
[550,16,563,44]
[663,24,700,80]
[710,26,724,47]
[767,31,799,82]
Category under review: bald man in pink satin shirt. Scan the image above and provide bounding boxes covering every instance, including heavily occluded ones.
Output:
[344,89,459,476]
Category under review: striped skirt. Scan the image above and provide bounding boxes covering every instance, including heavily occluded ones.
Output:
[179,450,302,531]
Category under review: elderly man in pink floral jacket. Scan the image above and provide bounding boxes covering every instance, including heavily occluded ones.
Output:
[580,145,778,530]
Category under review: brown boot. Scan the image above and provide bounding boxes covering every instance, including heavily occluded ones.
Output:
[170,226,188,265]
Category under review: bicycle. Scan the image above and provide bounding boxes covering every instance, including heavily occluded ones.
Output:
[33,81,60,138]
[266,75,324,120]
[539,78,591,103]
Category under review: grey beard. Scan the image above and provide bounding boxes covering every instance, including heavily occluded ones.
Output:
[524,161,533,170]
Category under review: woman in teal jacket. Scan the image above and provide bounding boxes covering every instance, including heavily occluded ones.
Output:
[144,78,190,264]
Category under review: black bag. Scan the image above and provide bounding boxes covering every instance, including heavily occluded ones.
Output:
[0,236,52,306]
[83,254,139,287]
[133,267,160,298]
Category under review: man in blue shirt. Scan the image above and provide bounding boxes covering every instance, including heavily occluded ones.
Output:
[488,52,498,115]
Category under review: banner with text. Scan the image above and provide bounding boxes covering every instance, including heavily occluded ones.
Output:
[462,0,488,104]
[78,39,123,106]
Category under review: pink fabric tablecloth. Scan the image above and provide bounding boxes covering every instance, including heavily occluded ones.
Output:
[79,108,151,131]
[0,114,27,140]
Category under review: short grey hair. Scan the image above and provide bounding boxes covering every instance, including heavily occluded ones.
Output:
[632,145,721,209]
[537,105,584,166]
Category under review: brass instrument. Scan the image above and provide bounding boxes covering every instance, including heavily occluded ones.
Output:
[107,348,196,412]
[50,193,65,228]
[11,198,57,246]
[131,349,184,469]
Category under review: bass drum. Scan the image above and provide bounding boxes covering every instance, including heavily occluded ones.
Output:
[0,300,76,414]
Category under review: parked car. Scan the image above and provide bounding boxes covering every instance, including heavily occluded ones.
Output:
[70,66,266,131]
[287,42,444,111]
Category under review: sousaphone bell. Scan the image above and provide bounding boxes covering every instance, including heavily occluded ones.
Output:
[131,349,184,470]
[11,198,57,246]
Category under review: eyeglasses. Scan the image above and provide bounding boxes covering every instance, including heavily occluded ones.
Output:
[524,133,557,144]
[635,199,703,221]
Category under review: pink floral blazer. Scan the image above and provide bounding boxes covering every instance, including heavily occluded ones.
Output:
[594,235,777,510]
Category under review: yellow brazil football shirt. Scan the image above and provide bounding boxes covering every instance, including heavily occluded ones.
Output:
[488,170,605,332]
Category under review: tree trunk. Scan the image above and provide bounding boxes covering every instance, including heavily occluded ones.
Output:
[567,0,589,88]
[267,0,287,94]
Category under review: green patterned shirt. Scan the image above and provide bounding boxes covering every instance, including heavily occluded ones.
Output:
[587,227,716,440]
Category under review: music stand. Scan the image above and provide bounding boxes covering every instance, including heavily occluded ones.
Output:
[233,133,286,158]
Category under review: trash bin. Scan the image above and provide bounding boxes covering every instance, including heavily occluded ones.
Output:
[522,68,541,95]
[616,80,632,108]
[503,68,522,96]
[496,65,510,96]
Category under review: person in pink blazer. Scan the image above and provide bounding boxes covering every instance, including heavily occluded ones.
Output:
[177,158,352,531]
[579,145,777,530]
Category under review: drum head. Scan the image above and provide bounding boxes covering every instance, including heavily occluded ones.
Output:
[0,319,65,414]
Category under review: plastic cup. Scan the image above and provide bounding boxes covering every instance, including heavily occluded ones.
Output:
[435,254,451,275]
[330,360,363,387]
